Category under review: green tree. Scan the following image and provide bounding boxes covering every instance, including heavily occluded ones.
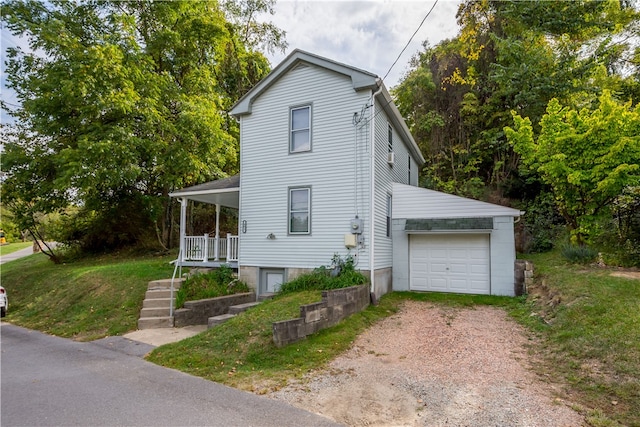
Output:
[394,0,638,199]
[1,0,284,254]
[506,91,640,244]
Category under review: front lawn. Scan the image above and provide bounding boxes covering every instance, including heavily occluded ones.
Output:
[1,252,175,340]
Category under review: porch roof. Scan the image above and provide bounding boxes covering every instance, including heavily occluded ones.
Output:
[169,174,239,208]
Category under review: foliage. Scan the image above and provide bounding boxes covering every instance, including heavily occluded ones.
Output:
[0,251,175,340]
[0,0,284,253]
[506,91,640,245]
[175,265,250,308]
[559,243,598,264]
[516,192,565,253]
[394,0,638,199]
[278,254,368,294]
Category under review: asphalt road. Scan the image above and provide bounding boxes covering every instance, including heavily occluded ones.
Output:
[0,324,340,427]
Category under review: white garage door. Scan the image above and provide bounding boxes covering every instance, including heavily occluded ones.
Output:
[410,234,490,294]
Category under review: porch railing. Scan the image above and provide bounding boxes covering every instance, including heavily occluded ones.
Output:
[183,233,239,263]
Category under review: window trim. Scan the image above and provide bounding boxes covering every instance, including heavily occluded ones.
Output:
[388,123,393,153]
[288,186,311,235]
[290,105,312,153]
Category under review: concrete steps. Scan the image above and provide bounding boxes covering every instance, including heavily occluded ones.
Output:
[137,278,184,330]
[208,301,261,328]
[137,277,263,330]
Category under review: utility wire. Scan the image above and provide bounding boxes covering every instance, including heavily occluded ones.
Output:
[355,0,441,132]
[382,0,439,82]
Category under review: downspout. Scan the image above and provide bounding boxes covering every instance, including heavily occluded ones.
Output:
[369,80,384,296]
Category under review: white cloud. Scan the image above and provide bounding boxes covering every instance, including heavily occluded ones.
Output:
[263,0,461,87]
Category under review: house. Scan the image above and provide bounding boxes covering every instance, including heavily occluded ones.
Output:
[170,49,522,299]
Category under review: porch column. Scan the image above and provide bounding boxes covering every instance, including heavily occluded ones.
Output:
[214,203,220,261]
[179,198,187,263]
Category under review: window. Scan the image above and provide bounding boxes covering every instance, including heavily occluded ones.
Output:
[388,124,393,153]
[408,154,411,183]
[290,106,311,153]
[386,194,392,237]
[289,187,310,234]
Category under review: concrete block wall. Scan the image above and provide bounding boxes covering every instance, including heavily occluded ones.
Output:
[272,285,370,347]
[174,292,255,327]
[514,260,534,296]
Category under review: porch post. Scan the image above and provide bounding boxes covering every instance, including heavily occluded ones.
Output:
[179,198,187,263]
[203,233,209,262]
[214,203,220,261]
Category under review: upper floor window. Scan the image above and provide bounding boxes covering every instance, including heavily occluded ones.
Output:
[290,106,311,153]
[289,187,311,234]
[388,123,393,153]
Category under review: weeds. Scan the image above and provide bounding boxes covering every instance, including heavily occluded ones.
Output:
[175,265,250,308]
[278,254,367,294]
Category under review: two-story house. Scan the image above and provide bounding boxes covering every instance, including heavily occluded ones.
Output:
[170,49,522,299]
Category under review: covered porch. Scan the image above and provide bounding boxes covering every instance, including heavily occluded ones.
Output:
[170,175,240,268]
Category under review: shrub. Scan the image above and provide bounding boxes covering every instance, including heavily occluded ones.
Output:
[560,243,598,264]
[175,265,250,308]
[278,254,368,294]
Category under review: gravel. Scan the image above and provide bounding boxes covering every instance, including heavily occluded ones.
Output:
[267,300,584,426]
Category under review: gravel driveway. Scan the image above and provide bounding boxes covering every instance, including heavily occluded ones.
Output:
[267,300,583,426]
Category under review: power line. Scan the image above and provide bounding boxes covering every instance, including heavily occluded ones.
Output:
[382,0,439,83]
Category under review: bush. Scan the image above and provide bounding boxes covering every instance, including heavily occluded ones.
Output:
[175,265,250,308]
[278,254,368,294]
[560,243,598,264]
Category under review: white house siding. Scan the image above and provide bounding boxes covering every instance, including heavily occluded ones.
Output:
[370,97,418,295]
[239,64,373,272]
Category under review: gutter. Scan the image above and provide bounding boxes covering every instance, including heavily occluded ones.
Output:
[369,79,384,296]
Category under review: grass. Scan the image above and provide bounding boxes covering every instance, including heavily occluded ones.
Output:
[0,251,175,340]
[0,241,32,256]
[524,251,640,427]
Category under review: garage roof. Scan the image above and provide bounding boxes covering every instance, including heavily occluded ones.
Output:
[393,183,523,219]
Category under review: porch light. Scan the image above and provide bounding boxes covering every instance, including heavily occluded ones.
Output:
[266,233,276,240]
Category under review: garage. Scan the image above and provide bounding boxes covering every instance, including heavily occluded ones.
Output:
[392,182,523,296]
[409,234,490,294]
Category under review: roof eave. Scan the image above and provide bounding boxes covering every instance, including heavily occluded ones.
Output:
[230,49,379,117]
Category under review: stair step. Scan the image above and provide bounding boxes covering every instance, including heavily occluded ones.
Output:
[145,289,177,299]
[140,307,171,317]
[208,313,236,328]
[257,293,276,302]
[142,298,173,309]
[138,316,173,329]
[147,278,184,291]
[228,302,261,315]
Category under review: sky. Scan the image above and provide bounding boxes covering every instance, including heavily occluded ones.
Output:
[0,0,462,125]
[263,0,461,87]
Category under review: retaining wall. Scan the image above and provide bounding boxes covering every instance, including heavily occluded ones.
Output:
[272,285,370,347]
[514,260,534,296]
[174,292,255,327]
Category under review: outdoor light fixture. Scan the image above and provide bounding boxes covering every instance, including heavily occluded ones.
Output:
[266,233,276,240]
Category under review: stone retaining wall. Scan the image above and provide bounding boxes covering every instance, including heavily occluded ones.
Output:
[174,292,255,327]
[514,260,534,296]
[272,285,370,347]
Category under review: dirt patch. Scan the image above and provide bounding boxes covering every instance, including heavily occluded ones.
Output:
[267,301,583,426]
[610,271,640,280]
